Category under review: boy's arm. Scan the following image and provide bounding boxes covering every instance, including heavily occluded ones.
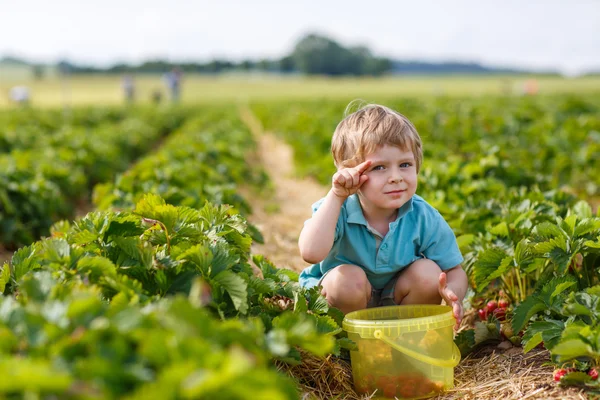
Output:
[299,160,372,264]
[298,190,345,264]
[444,265,468,301]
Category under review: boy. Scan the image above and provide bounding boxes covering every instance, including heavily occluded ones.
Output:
[298,103,467,330]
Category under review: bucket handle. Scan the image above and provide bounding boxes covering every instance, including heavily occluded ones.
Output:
[373,330,461,368]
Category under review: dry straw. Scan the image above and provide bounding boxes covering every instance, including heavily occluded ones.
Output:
[277,347,590,400]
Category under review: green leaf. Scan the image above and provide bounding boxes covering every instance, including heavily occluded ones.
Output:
[512,295,548,333]
[312,314,342,335]
[523,331,543,353]
[473,250,513,289]
[11,245,41,281]
[213,270,248,314]
[572,201,593,219]
[565,303,593,317]
[522,319,564,352]
[293,291,308,313]
[551,281,577,299]
[473,247,510,289]
[105,215,144,238]
[177,244,213,276]
[584,236,600,249]
[252,255,279,280]
[552,339,594,362]
[209,245,239,278]
[559,371,593,386]
[490,222,509,237]
[561,215,577,237]
[532,222,567,242]
[0,357,72,391]
[134,193,166,216]
[0,263,10,294]
[576,219,600,239]
[456,234,475,253]
[337,337,358,351]
[306,287,329,314]
[454,329,476,357]
[112,236,142,260]
[70,229,99,245]
[77,256,118,280]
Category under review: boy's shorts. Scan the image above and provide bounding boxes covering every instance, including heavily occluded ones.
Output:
[318,268,401,308]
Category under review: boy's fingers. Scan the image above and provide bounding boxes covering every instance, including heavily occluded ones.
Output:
[348,170,358,188]
[355,160,372,174]
[358,175,369,187]
[445,288,458,302]
[334,174,346,186]
[438,272,447,290]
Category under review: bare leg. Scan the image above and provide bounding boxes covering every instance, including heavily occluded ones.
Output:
[393,259,443,305]
[320,264,371,314]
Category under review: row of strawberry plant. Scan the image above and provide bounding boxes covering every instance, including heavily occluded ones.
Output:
[0,194,341,399]
[93,108,269,218]
[0,107,191,248]
[0,105,345,398]
[0,107,126,153]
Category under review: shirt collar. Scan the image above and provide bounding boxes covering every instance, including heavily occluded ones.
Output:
[346,195,414,226]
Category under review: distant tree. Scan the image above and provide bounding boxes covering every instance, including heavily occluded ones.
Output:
[240,60,255,71]
[290,33,391,76]
[257,59,273,71]
[32,65,45,80]
[279,55,295,73]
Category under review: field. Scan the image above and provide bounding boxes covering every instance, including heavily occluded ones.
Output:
[1,73,600,107]
[0,75,599,399]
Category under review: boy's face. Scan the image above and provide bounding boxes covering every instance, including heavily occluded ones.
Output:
[358,145,417,212]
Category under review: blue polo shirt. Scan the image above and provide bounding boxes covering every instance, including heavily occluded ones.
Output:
[298,194,464,290]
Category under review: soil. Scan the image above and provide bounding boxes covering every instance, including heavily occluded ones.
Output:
[246,132,328,272]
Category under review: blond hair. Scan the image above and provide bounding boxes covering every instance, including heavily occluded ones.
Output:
[331,102,423,172]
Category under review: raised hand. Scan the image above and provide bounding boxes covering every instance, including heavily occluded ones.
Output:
[331,160,372,199]
[438,272,463,331]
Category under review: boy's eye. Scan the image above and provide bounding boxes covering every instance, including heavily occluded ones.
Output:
[400,162,412,168]
[372,165,384,171]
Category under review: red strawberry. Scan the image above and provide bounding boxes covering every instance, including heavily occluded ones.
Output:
[478,308,487,321]
[487,300,498,313]
[498,299,509,308]
[588,368,598,380]
[382,383,397,398]
[493,307,507,321]
[553,369,567,382]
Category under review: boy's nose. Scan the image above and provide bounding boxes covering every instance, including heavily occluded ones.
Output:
[389,174,403,183]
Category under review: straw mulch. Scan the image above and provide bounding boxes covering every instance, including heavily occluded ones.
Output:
[277,345,592,400]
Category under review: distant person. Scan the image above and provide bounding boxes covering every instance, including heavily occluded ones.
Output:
[9,86,30,106]
[523,79,539,96]
[121,74,135,103]
[163,67,183,103]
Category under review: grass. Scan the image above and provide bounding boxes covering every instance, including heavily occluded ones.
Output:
[1,73,600,108]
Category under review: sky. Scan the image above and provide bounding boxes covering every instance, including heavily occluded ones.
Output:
[1,0,599,75]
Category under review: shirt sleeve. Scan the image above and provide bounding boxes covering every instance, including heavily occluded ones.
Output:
[420,211,464,270]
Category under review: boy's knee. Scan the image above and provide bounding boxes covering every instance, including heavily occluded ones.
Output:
[321,265,371,312]
[395,259,442,303]
[411,259,443,285]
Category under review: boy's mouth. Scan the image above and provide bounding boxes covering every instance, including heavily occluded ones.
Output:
[385,189,406,195]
